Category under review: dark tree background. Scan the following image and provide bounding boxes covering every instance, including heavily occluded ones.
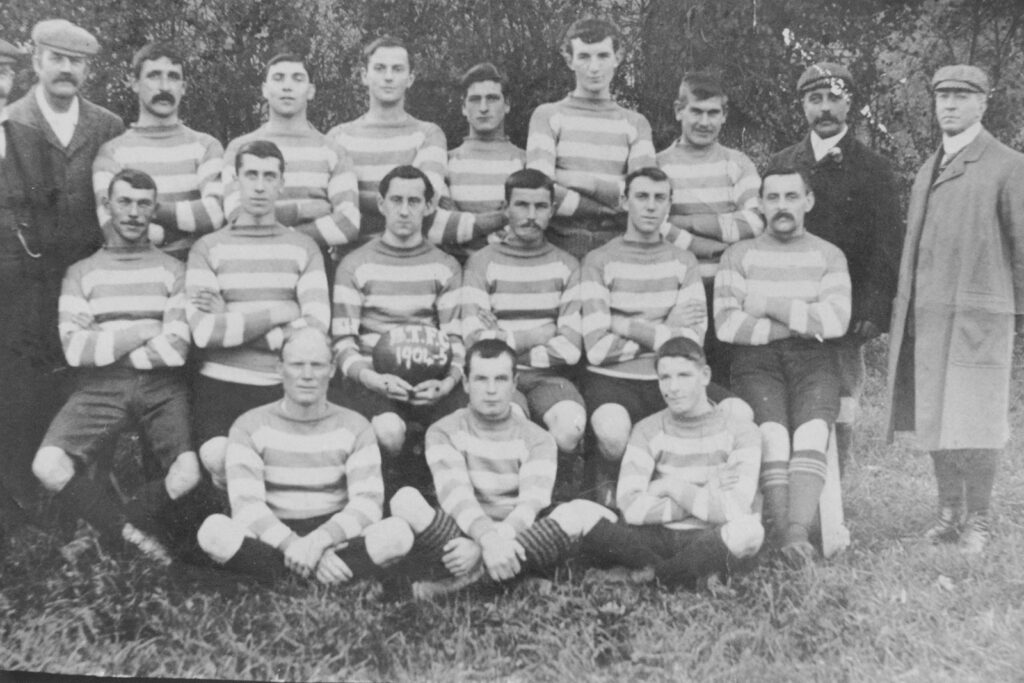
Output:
[2,0,1023,187]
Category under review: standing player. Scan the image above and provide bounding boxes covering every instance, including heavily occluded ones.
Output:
[32,169,196,562]
[187,140,330,489]
[766,62,902,464]
[527,17,656,260]
[656,72,763,385]
[93,42,224,261]
[328,37,503,249]
[461,168,585,497]
[714,166,851,566]
[223,53,360,271]
[197,327,413,584]
[331,165,465,486]
[445,62,525,260]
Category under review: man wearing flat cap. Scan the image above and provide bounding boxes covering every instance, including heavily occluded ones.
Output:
[0,20,123,509]
[887,64,1024,556]
[766,62,903,468]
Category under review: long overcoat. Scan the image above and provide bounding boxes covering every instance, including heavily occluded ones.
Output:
[886,128,1024,450]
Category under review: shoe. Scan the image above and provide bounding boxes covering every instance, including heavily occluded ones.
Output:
[958,513,990,556]
[411,562,485,600]
[121,523,172,566]
[780,524,816,569]
[923,507,962,544]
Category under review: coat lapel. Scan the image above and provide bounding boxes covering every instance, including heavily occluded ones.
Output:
[932,129,991,188]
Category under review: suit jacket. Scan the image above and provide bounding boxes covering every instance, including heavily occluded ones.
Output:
[886,128,1024,449]
[3,87,123,270]
[767,132,903,334]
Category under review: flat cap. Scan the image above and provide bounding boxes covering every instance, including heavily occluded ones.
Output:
[931,64,989,94]
[32,19,99,57]
[0,38,20,65]
[797,62,854,96]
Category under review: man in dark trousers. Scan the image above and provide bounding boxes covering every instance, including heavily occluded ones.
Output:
[1,20,124,510]
[766,62,902,467]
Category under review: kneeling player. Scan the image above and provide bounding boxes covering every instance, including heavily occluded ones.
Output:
[197,328,412,584]
[33,169,200,562]
[390,339,617,597]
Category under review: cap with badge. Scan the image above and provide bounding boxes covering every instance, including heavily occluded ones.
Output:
[797,62,854,97]
[31,19,99,57]
[931,64,989,94]
[0,38,21,66]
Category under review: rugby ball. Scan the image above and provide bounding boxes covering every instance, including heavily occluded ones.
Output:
[372,323,453,385]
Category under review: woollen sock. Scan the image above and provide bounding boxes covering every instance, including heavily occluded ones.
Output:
[787,450,827,533]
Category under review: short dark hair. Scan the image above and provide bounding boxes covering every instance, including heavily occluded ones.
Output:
[655,337,707,370]
[760,164,811,196]
[108,168,157,197]
[379,164,434,202]
[460,62,506,97]
[264,52,314,82]
[465,339,517,378]
[131,42,186,79]
[363,35,413,72]
[561,17,622,56]
[503,168,555,203]
[677,72,728,108]
[235,139,285,175]
[624,166,670,195]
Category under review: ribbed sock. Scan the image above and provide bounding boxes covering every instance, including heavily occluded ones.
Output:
[57,474,125,541]
[411,510,462,561]
[788,450,827,532]
[760,460,789,540]
[517,517,571,573]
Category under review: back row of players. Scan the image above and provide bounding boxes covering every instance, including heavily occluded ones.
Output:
[2,17,903,588]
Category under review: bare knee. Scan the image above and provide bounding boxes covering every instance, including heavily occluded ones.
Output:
[32,447,75,492]
[165,451,201,500]
[197,514,245,564]
[199,437,228,490]
[388,486,435,533]
[718,396,754,424]
[720,515,764,558]
[793,419,830,453]
[544,401,586,452]
[591,404,631,462]
[365,517,414,565]
[372,413,406,458]
[760,422,791,464]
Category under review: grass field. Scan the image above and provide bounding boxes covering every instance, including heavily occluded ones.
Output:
[3,339,1024,682]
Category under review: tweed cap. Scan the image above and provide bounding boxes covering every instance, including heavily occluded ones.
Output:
[797,62,854,96]
[31,19,99,57]
[931,65,989,94]
[0,39,20,65]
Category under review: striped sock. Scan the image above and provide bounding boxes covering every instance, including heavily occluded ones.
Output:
[412,510,462,561]
[517,518,572,572]
[788,450,827,531]
[760,460,789,536]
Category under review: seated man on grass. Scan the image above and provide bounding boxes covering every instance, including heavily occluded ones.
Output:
[196,327,412,584]
[389,339,616,598]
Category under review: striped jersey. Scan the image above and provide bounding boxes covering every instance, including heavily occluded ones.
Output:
[617,405,761,530]
[226,400,383,550]
[581,236,706,380]
[186,223,330,385]
[714,231,851,346]
[461,238,582,370]
[223,123,360,248]
[426,407,556,542]
[332,237,463,381]
[59,243,189,369]
[445,136,525,256]
[527,95,655,224]
[656,140,763,279]
[92,123,224,259]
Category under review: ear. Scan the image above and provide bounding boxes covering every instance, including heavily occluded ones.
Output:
[804,189,815,213]
[376,193,387,216]
[562,48,574,70]
[407,71,415,88]
[306,82,316,102]
[360,66,369,87]
[130,76,140,95]
[261,80,270,102]
[673,100,684,120]
[699,364,711,387]
[619,190,629,212]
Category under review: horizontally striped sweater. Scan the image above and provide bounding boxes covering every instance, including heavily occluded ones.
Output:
[332,237,463,381]
[713,231,851,346]
[186,223,330,385]
[59,243,189,369]
[226,400,383,550]
[93,123,225,259]
[426,407,556,542]
[581,236,706,380]
[223,123,360,248]
[617,405,761,530]
[446,136,525,255]
[461,239,582,371]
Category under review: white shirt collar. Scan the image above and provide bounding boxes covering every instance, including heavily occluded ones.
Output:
[35,86,79,147]
[810,126,848,162]
[942,122,983,158]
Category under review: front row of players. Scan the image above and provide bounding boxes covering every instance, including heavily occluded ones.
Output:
[32,141,850,593]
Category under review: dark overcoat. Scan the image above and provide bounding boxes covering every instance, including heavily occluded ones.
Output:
[886,129,1024,450]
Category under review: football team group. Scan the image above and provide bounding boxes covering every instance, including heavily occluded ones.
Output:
[2,13,1022,598]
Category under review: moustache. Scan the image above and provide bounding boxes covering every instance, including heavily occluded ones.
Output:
[54,75,79,84]
[814,113,837,123]
[771,212,795,223]
[152,92,176,105]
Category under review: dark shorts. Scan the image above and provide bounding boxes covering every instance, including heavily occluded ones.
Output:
[516,369,585,422]
[582,370,736,424]
[42,367,191,470]
[330,376,467,428]
[193,374,283,448]
[730,338,840,429]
